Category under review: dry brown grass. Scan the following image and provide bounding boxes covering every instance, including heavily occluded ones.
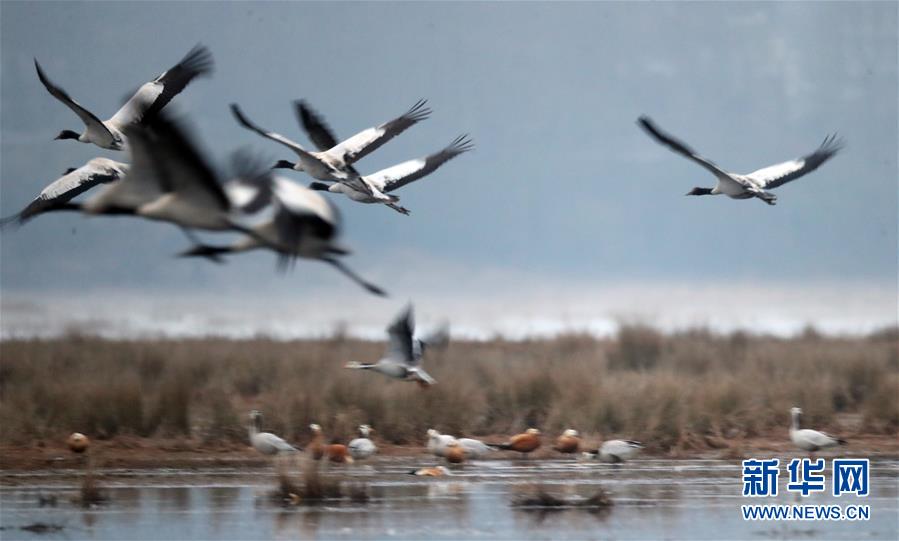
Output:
[1,326,896,453]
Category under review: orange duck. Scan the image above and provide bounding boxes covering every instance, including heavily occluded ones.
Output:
[553,429,581,454]
[444,440,466,464]
[493,428,541,456]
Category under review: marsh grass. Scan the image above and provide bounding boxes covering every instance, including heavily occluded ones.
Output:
[1,326,896,452]
[271,457,366,506]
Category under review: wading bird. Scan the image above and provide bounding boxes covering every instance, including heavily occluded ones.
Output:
[248,410,298,456]
[308,135,473,211]
[491,428,542,457]
[36,45,213,150]
[637,116,843,205]
[345,305,440,386]
[789,407,845,457]
[583,440,644,463]
[348,425,378,461]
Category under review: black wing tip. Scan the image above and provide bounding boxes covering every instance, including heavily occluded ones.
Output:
[179,43,215,76]
[820,133,846,154]
[296,100,322,124]
[367,284,388,297]
[636,115,659,134]
[229,147,274,185]
[229,103,254,128]
[406,99,432,121]
[0,213,24,230]
[449,134,475,153]
[33,58,51,84]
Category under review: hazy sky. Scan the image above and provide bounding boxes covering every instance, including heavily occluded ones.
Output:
[1,2,896,337]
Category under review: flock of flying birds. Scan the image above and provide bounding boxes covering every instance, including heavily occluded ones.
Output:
[10,44,848,469]
[2,44,844,297]
[2,45,476,295]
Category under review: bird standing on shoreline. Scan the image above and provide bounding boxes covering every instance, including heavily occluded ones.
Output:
[348,425,378,461]
[582,440,644,463]
[248,410,298,457]
[491,428,542,457]
[553,429,581,455]
[789,407,846,458]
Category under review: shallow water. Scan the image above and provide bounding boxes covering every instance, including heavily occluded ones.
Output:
[1,458,896,540]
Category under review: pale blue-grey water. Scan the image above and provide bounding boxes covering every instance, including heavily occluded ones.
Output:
[1,458,896,540]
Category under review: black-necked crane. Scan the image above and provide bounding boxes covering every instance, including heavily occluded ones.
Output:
[36,45,212,150]
[177,175,386,296]
[637,116,843,205]
[1,158,128,228]
[230,101,424,215]
[308,135,473,212]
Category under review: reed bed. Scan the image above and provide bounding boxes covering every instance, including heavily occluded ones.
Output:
[1,326,896,452]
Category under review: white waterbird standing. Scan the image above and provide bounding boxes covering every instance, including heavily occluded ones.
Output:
[348,425,378,461]
[789,407,846,457]
[582,440,644,463]
[248,410,298,456]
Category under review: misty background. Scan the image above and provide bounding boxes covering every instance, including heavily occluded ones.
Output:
[1,2,896,338]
